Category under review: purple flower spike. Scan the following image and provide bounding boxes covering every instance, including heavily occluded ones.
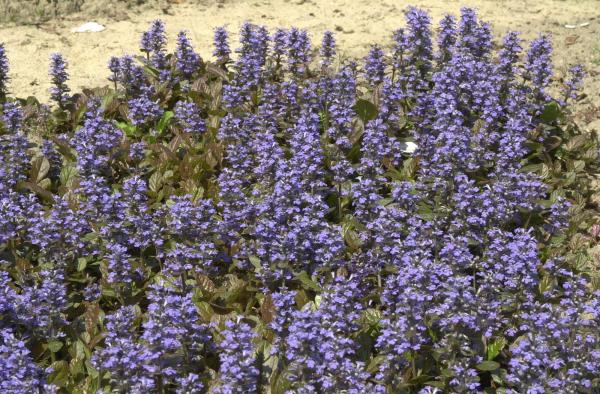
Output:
[0,43,9,97]
[436,14,457,64]
[524,34,553,111]
[364,45,386,87]
[405,6,433,80]
[213,26,231,64]
[458,7,492,58]
[141,20,167,55]
[175,31,202,79]
[320,30,336,67]
[49,53,70,108]
[561,64,585,104]
[174,100,206,134]
[216,319,259,393]
[115,55,146,96]
[286,27,311,76]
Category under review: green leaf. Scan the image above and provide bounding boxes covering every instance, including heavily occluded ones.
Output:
[30,156,50,183]
[353,99,378,123]
[70,357,84,376]
[16,181,55,203]
[196,273,216,295]
[344,144,361,165]
[271,369,292,394]
[354,331,374,362]
[520,163,542,174]
[206,63,230,81]
[249,255,262,272]
[572,160,585,173]
[366,354,387,374]
[77,257,87,272]
[221,275,247,304]
[492,372,504,385]
[149,171,163,193]
[538,275,554,294]
[116,121,139,138]
[59,164,78,188]
[486,337,506,360]
[362,308,382,327]
[101,90,117,110]
[424,381,446,389]
[343,227,363,251]
[50,134,76,161]
[294,271,321,292]
[540,101,560,123]
[401,157,419,179]
[564,134,587,153]
[48,360,69,386]
[142,62,160,78]
[75,339,87,360]
[48,340,63,353]
[85,359,99,379]
[102,288,117,298]
[476,360,500,371]
[24,95,40,106]
[38,178,52,190]
[82,232,98,242]
[157,110,174,134]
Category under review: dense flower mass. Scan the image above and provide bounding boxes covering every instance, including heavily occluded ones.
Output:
[0,327,55,393]
[0,7,599,393]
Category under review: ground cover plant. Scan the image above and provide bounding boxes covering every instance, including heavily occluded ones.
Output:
[0,6,599,393]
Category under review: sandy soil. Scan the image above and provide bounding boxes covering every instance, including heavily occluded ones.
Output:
[0,0,599,129]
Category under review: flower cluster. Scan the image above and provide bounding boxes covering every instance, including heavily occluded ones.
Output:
[0,327,55,393]
[128,87,164,127]
[215,319,258,393]
[174,100,206,135]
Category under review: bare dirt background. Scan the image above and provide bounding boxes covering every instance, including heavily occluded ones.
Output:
[0,0,599,130]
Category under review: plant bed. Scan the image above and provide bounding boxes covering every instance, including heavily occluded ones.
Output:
[0,7,599,393]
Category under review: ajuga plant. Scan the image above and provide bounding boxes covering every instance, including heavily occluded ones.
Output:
[0,6,599,393]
